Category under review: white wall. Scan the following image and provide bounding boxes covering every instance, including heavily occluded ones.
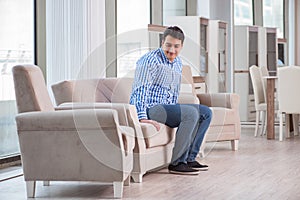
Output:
[295,0,300,65]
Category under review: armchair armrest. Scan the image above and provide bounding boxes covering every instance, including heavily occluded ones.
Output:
[16,109,120,130]
[196,93,240,109]
[55,102,130,126]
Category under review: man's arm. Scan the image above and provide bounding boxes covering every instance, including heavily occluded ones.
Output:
[131,62,161,131]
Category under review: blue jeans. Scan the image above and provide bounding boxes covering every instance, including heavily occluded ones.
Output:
[147,104,212,165]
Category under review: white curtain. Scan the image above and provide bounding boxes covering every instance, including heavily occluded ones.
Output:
[46,0,106,86]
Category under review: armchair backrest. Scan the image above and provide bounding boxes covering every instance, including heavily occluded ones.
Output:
[179,65,199,104]
[12,65,54,113]
[181,65,196,94]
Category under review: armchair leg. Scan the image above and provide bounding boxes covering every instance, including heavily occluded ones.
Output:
[231,140,239,151]
[26,181,36,198]
[113,181,123,199]
[124,175,130,186]
[43,181,50,186]
[131,173,143,183]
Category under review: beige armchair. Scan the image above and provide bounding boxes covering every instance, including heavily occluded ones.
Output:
[12,65,134,199]
[181,65,241,154]
[196,93,241,152]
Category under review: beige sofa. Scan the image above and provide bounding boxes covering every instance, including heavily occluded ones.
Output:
[51,69,241,182]
[12,65,134,198]
[52,78,176,183]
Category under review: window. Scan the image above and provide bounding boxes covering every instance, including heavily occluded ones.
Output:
[0,0,35,158]
[263,0,284,38]
[117,0,150,78]
[162,0,186,25]
[234,0,253,25]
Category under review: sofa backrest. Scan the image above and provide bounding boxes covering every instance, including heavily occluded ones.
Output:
[52,66,200,106]
[52,78,134,106]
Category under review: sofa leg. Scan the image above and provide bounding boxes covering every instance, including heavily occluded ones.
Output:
[131,173,143,183]
[231,140,239,151]
[43,181,50,186]
[113,181,123,198]
[26,181,36,198]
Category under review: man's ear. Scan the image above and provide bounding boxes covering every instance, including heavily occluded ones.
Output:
[161,40,164,47]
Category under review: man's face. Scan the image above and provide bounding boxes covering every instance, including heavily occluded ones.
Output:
[161,35,183,62]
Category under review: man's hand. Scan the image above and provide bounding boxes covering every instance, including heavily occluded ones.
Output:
[139,119,161,131]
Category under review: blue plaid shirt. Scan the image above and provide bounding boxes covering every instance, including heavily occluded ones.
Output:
[129,48,182,120]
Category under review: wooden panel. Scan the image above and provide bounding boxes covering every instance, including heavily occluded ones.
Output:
[148,24,167,33]
[200,17,209,26]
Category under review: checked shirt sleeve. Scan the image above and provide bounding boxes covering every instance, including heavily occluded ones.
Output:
[130,60,154,120]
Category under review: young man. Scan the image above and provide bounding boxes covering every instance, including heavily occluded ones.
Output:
[130,26,212,175]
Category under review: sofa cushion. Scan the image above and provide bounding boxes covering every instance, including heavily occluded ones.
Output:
[140,123,175,148]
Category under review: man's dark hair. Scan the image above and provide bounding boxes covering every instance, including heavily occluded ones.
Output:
[163,26,185,44]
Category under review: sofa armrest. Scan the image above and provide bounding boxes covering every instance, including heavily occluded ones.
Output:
[51,81,75,106]
[196,93,240,109]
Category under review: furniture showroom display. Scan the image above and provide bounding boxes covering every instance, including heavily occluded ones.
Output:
[234,25,277,122]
